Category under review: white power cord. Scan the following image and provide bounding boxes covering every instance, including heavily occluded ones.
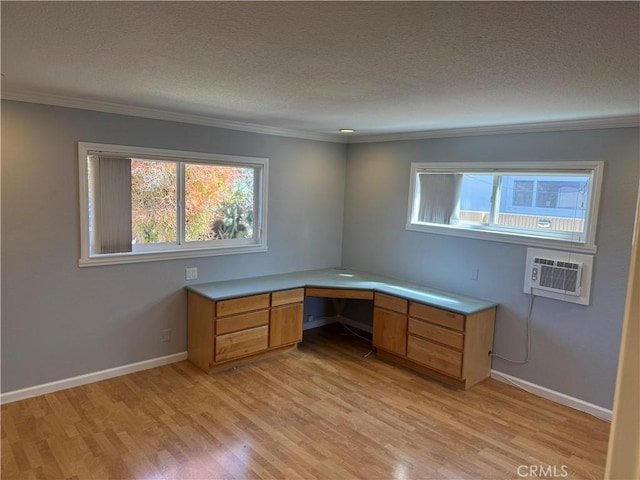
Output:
[489,292,536,364]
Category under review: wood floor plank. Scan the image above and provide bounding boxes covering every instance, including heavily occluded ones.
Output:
[1,325,609,479]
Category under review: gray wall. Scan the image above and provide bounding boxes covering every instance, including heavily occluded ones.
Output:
[342,128,640,409]
[1,100,346,392]
[3,99,638,411]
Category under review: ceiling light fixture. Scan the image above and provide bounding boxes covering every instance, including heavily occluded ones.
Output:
[339,128,356,133]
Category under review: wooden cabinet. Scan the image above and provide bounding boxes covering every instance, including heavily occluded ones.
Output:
[406,303,466,378]
[270,288,304,348]
[373,293,408,356]
[373,292,496,389]
[187,280,495,389]
[187,291,215,372]
[214,294,270,363]
[187,288,304,373]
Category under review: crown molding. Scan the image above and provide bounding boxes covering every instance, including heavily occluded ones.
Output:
[347,115,640,143]
[2,89,637,144]
[0,89,346,144]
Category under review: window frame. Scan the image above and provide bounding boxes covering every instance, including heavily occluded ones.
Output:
[406,161,604,253]
[78,142,268,267]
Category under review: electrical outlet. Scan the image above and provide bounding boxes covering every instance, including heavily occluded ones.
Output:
[161,329,171,342]
[470,268,479,280]
[306,315,313,323]
[186,267,198,280]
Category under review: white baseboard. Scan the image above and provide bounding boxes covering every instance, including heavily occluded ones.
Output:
[0,351,188,405]
[490,370,612,422]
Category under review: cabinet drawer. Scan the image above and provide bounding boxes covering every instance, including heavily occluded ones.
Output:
[408,318,464,350]
[407,335,462,378]
[374,293,408,314]
[271,288,305,307]
[215,325,268,362]
[217,294,270,317]
[409,303,465,331]
[216,310,268,336]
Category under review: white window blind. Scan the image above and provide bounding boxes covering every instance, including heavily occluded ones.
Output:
[92,157,132,254]
[417,173,463,225]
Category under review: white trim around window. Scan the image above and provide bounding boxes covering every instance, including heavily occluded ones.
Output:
[78,142,268,267]
[406,161,604,254]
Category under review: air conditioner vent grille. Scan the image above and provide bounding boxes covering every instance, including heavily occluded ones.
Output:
[539,264,579,293]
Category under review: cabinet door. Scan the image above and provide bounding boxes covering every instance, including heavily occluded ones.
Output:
[373,307,407,356]
[269,303,303,348]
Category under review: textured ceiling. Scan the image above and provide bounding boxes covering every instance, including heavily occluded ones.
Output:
[2,1,639,138]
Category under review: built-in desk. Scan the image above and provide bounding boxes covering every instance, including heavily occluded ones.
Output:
[186,268,497,388]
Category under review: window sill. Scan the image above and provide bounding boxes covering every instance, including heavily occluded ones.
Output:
[79,244,268,267]
[405,223,597,254]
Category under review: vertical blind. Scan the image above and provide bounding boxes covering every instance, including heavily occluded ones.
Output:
[93,157,132,254]
[417,173,463,224]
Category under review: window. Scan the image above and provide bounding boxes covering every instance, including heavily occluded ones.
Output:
[79,142,268,266]
[407,161,603,252]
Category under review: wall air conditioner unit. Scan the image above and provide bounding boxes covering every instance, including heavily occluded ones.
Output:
[529,257,582,296]
[524,248,593,305]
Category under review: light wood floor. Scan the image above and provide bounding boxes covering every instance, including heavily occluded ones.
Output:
[2,325,610,480]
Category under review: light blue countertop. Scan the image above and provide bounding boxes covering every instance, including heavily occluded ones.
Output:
[186,268,497,315]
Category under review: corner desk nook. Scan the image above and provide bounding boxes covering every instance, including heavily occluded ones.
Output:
[186,268,498,389]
